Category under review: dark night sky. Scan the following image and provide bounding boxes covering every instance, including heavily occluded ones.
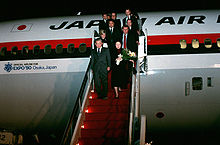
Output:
[0,0,219,21]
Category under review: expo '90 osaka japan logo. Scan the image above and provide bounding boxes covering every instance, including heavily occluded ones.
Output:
[4,62,13,72]
[3,62,57,73]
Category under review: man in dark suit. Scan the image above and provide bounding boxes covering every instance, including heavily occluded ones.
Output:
[127,19,139,38]
[122,9,139,30]
[99,13,108,31]
[121,25,138,53]
[106,19,121,65]
[91,38,111,99]
[111,12,121,31]
[106,19,121,45]
[127,19,139,49]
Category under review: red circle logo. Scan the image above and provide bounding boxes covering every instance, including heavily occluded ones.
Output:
[17,25,27,30]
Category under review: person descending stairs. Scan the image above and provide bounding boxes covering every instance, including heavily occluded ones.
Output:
[78,71,131,145]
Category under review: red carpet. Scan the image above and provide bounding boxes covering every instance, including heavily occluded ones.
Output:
[78,71,131,145]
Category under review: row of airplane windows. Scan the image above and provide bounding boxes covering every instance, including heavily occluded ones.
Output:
[180,38,220,49]
[0,43,88,57]
[0,38,220,57]
[148,38,220,55]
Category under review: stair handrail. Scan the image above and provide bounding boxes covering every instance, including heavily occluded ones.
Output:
[60,29,98,145]
[128,69,136,145]
[135,59,141,119]
[140,115,146,145]
[69,67,93,145]
[128,59,141,145]
[128,34,146,144]
[59,60,92,145]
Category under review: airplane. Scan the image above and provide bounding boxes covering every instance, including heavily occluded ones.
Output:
[0,10,220,144]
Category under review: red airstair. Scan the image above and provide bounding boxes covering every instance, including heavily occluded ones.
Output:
[78,72,131,145]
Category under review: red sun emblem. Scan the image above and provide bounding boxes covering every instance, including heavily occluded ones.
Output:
[17,25,27,30]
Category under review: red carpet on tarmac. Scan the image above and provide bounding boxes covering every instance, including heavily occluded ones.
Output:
[78,71,131,145]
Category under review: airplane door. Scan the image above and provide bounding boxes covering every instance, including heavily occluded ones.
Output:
[185,76,213,96]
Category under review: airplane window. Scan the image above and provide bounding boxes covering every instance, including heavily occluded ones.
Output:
[79,43,87,53]
[11,46,18,55]
[56,44,63,54]
[0,47,7,56]
[22,46,29,55]
[44,44,52,55]
[204,39,212,48]
[33,45,40,55]
[179,39,187,49]
[192,77,203,90]
[217,38,220,48]
[67,43,74,54]
[192,39,199,49]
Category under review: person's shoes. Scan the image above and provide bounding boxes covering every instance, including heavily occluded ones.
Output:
[114,92,119,99]
[119,89,127,92]
[114,96,119,99]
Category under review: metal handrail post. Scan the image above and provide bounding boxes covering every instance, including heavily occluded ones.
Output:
[140,115,146,145]
[135,60,140,118]
[128,73,136,145]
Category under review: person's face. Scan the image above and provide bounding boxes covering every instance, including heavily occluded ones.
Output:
[109,21,114,28]
[107,15,111,19]
[115,42,121,49]
[127,20,132,27]
[125,10,131,16]
[95,40,103,48]
[112,13,116,20]
[102,14,107,20]
[101,33,106,39]
[122,27,129,34]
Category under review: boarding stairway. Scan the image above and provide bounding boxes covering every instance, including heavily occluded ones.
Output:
[77,71,130,145]
[59,29,149,145]
[0,33,148,145]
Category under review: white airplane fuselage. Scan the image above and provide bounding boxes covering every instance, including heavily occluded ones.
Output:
[0,10,220,138]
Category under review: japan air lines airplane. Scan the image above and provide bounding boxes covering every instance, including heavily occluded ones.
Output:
[0,10,220,144]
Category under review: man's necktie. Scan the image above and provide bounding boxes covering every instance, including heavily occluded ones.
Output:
[123,34,127,49]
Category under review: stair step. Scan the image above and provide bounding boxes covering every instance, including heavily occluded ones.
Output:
[85,112,128,121]
[82,120,128,129]
[81,128,127,138]
[90,91,130,99]
[78,137,126,145]
[104,137,127,145]
[89,98,129,106]
[86,105,129,113]
[78,138,105,145]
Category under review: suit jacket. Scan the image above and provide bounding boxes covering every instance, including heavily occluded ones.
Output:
[129,27,139,42]
[121,32,138,53]
[113,19,121,30]
[123,15,139,30]
[91,47,111,72]
[99,19,108,31]
[106,27,121,46]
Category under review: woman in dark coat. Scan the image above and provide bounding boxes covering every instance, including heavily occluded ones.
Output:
[111,41,127,99]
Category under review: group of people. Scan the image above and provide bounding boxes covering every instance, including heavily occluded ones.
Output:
[91,9,140,99]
